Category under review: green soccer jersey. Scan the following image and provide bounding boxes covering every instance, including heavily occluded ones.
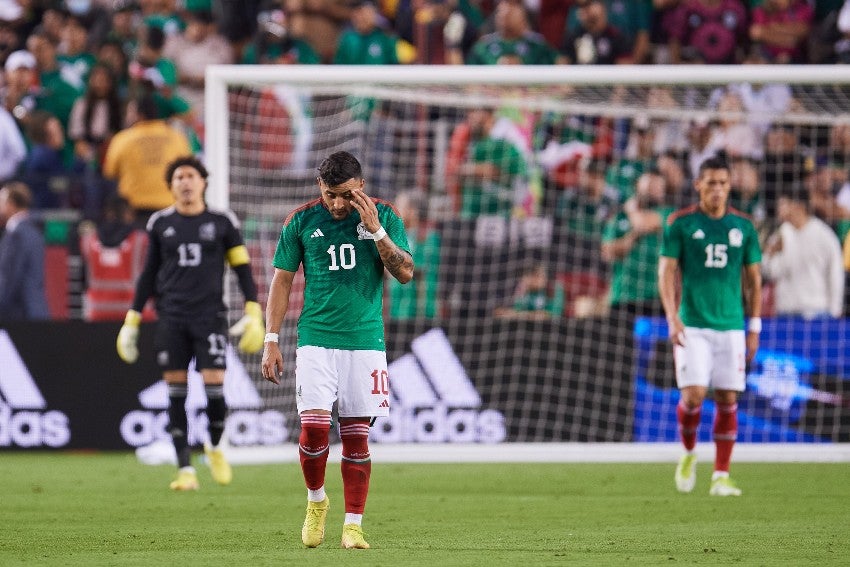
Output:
[273,199,410,350]
[660,206,762,331]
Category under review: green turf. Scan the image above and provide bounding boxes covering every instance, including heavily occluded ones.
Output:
[0,453,847,566]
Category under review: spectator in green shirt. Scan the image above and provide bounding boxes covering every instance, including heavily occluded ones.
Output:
[601,171,672,317]
[334,0,400,65]
[466,0,562,64]
[388,190,441,320]
[495,262,565,320]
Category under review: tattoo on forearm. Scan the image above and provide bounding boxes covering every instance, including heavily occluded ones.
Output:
[378,241,413,281]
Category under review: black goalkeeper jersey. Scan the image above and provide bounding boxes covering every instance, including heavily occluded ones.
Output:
[142,206,244,321]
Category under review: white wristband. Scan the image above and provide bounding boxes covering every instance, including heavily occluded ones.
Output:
[371,226,387,241]
[264,332,279,343]
[748,317,762,334]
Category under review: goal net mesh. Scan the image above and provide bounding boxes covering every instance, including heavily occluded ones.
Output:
[214,67,850,445]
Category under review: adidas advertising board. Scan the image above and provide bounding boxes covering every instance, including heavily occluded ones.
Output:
[120,345,287,447]
[375,328,506,443]
[0,330,70,447]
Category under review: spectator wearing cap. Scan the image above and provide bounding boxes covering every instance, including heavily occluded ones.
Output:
[1,50,39,128]
[561,0,633,64]
[241,6,320,64]
[668,0,748,64]
[334,0,401,64]
[466,0,561,65]
[565,0,650,63]
[163,9,234,123]
[762,183,844,319]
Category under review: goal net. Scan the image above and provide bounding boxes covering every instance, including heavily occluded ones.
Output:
[206,65,850,447]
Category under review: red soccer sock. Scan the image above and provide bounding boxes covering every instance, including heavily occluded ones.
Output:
[339,419,371,515]
[677,400,701,452]
[299,414,331,491]
[713,403,738,473]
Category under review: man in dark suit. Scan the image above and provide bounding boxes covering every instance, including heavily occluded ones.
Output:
[0,182,49,320]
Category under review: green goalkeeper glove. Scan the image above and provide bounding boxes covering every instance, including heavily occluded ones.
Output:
[116,310,141,363]
[229,301,265,354]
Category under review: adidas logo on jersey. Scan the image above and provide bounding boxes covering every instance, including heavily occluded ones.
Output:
[310,228,324,238]
[163,227,176,238]
[378,399,389,408]
[692,229,705,239]
[373,328,506,444]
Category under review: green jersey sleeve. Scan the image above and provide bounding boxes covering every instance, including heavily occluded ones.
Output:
[274,213,304,272]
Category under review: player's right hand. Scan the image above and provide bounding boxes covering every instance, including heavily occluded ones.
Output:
[116,310,141,364]
[261,341,284,385]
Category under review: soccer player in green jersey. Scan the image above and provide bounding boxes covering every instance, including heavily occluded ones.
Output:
[658,156,762,497]
[261,151,413,549]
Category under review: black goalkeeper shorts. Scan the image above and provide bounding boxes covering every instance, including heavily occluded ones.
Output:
[153,315,229,371]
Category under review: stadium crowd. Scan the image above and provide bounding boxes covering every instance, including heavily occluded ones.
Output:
[1,0,850,322]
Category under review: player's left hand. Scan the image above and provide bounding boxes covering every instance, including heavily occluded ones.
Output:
[229,301,265,354]
[350,189,380,233]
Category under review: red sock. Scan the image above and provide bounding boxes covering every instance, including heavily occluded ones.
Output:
[677,400,701,451]
[339,419,371,515]
[713,403,738,473]
[299,414,331,490]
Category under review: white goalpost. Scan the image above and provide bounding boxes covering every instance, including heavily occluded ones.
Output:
[205,64,850,462]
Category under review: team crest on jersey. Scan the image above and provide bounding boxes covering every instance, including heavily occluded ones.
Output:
[199,222,216,241]
[728,228,743,247]
[356,222,376,240]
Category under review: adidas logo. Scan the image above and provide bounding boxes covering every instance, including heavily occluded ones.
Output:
[0,330,70,447]
[378,399,389,408]
[121,345,287,448]
[692,229,705,239]
[374,328,506,444]
[163,226,176,237]
[310,228,325,238]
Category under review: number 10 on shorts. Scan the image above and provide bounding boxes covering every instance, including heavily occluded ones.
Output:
[371,369,389,395]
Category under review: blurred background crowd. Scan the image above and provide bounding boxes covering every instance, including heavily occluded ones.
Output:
[1,0,850,325]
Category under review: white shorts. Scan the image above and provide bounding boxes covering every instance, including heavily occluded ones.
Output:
[674,327,746,391]
[295,346,390,417]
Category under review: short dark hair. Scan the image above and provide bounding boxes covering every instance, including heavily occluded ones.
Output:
[698,155,729,177]
[164,155,208,185]
[133,92,160,120]
[778,182,809,206]
[317,151,362,187]
[1,181,33,209]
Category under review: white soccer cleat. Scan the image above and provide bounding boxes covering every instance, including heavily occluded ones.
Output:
[675,453,697,493]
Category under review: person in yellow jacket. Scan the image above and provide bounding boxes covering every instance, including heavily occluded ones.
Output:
[102,92,192,225]
[116,155,264,491]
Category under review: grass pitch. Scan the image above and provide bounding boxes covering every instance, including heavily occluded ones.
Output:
[1,452,847,566]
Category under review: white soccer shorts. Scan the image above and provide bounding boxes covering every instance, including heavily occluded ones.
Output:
[673,327,746,391]
[295,346,390,417]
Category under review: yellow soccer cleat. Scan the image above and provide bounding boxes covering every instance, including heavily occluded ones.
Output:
[204,443,232,486]
[302,497,330,548]
[709,475,742,497]
[169,468,199,491]
[341,523,370,549]
[675,453,697,493]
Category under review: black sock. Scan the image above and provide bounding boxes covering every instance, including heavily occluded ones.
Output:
[205,384,226,447]
[167,383,191,468]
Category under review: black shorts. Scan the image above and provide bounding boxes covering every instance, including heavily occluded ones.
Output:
[153,315,229,371]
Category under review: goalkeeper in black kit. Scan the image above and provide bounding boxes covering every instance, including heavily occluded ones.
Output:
[116,156,265,491]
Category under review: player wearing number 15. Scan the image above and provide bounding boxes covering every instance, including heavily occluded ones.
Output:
[261,151,413,549]
[116,156,265,491]
[658,156,762,497]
